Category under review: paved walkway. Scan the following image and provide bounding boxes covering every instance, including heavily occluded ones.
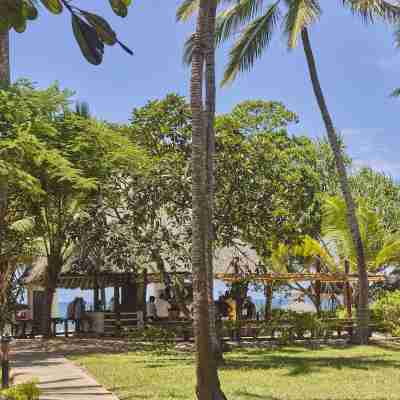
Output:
[11,347,118,400]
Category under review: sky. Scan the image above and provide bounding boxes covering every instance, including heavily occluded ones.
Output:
[11,1,400,177]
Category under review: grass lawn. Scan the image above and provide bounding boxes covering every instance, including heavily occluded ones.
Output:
[71,343,400,400]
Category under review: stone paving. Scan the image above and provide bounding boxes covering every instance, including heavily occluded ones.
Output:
[10,344,118,400]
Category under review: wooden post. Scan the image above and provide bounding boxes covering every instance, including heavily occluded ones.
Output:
[114,286,121,334]
[264,282,273,321]
[101,288,106,310]
[315,258,321,317]
[94,285,100,312]
[143,269,148,322]
[344,260,352,319]
[1,336,10,389]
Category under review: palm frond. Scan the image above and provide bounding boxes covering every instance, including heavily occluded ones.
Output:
[222,1,281,85]
[215,0,268,44]
[10,217,35,234]
[284,0,321,49]
[176,0,200,21]
[343,0,400,23]
[183,33,196,65]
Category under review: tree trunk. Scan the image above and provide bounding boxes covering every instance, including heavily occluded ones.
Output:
[0,30,10,330]
[191,1,215,399]
[191,1,227,398]
[301,27,369,344]
[205,0,224,367]
[264,283,273,321]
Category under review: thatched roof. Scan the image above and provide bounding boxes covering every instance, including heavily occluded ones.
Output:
[23,243,262,289]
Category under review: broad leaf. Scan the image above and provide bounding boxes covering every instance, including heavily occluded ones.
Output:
[72,15,104,65]
[82,12,117,46]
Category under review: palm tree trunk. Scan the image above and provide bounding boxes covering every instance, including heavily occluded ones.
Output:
[0,30,10,329]
[0,30,10,240]
[301,27,369,344]
[205,0,225,370]
[191,1,216,399]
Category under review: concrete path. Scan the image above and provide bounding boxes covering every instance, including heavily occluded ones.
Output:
[11,348,118,400]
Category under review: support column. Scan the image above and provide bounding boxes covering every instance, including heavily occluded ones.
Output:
[315,258,321,317]
[264,282,273,321]
[93,286,100,312]
[345,260,352,318]
[143,269,148,321]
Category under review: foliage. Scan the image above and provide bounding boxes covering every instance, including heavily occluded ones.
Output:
[350,167,400,233]
[0,0,133,65]
[1,381,40,400]
[127,325,177,343]
[372,290,400,336]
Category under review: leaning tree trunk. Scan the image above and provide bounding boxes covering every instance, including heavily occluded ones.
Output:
[0,29,10,332]
[205,0,225,368]
[301,28,369,344]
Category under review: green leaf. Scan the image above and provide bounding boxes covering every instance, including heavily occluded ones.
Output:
[40,0,63,15]
[11,12,27,33]
[72,15,104,65]
[109,0,128,17]
[82,12,117,46]
[222,2,281,85]
[23,1,38,20]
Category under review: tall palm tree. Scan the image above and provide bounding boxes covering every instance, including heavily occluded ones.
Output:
[0,29,11,330]
[189,1,226,399]
[205,0,400,344]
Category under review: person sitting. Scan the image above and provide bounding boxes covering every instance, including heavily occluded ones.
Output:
[155,293,171,320]
[243,296,256,320]
[147,296,157,321]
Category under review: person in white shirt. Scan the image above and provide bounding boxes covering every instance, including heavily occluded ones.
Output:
[147,296,157,321]
[155,293,171,320]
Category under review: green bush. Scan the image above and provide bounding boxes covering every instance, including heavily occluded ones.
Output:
[1,381,40,400]
[372,290,400,336]
[290,312,323,338]
[127,325,176,342]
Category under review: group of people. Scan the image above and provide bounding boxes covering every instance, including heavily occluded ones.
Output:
[215,293,257,320]
[146,290,257,321]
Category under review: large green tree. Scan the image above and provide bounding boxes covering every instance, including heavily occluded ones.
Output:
[4,83,144,336]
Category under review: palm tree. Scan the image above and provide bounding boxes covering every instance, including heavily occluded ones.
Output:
[272,196,400,312]
[0,30,11,332]
[189,1,227,399]
[204,0,400,344]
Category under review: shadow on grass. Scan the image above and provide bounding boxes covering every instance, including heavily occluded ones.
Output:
[222,354,400,376]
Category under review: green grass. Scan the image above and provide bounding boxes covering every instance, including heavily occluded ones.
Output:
[71,343,400,400]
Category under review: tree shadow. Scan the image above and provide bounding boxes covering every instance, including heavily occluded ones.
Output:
[222,354,400,377]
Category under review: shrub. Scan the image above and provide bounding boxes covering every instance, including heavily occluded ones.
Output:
[372,290,400,336]
[1,381,40,400]
[128,325,176,342]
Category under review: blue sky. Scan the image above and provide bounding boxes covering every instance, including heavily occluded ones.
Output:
[11,1,400,177]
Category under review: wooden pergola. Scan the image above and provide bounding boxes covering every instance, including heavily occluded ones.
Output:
[215,265,385,319]
[214,272,385,283]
